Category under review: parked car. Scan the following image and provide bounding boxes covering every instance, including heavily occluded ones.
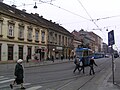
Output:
[105,55,109,58]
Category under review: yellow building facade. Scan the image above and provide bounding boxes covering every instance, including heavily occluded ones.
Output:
[0,2,74,62]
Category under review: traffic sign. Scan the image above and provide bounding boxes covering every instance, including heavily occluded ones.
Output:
[108,30,115,46]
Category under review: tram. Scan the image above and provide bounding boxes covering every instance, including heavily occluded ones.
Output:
[93,52,104,59]
[75,48,93,66]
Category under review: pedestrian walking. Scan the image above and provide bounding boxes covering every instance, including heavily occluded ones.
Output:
[51,55,54,62]
[79,57,85,74]
[26,55,29,63]
[73,57,80,73]
[10,59,25,89]
[89,57,98,75]
[61,55,63,60]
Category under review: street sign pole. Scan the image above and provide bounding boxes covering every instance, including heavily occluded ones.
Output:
[111,45,114,84]
[108,30,115,84]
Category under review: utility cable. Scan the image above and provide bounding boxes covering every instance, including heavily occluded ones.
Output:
[77,0,101,30]
[39,1,90,21]
[94,15,120,21]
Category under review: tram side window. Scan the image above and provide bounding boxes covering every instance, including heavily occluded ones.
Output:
[89,51,93,56]
[76,51,82,57]
[83,51,88,57]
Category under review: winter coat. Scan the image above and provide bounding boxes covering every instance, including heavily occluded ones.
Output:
[14,63,24,79]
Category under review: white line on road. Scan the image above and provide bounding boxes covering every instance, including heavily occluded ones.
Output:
[0,79,14,84]
[0,83,31,89]
[26,86,42,90]
[0,76,4,78]
[0,78,8,80]
[23,83,31,86]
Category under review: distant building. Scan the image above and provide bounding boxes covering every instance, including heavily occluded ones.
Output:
[72,29,103,53]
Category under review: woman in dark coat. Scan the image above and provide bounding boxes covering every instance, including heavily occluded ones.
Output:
[10,59,25,89]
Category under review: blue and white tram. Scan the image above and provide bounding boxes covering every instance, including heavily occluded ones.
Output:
[75,48,93,66]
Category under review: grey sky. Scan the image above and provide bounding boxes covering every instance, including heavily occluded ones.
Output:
[3,0,120,51]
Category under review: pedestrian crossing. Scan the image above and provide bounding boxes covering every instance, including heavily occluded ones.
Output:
[0,76,42,90]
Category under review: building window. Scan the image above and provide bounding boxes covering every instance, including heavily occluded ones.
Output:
[65,37,67,46]
[18,26,24,40]
[8,24,14,38]
[19,46,23,59]
[49,32,53,43]
[62,36,64,46]
[27,28,32,41]
[35,30,39,42]
[0,45,1,61]
[55,34,57,44]
[41,31,45,43]
[59,35,61,45]
[0,21,2,36]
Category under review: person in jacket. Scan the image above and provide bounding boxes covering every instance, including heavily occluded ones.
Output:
[10,59,25,89]
[73,57,80,73]
[26,55,29,63]
[89,57,98,75]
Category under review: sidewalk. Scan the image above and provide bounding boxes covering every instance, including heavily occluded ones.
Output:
[101,57,120,90]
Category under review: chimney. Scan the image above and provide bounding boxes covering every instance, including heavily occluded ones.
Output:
[40,16,43,18]
[11,4,17,8]
[35,13,39,16]
[22,9,26,12]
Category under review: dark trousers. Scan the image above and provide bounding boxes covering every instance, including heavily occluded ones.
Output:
[80,66,85,74]
[73,64,80,73]
[89,65,95,75]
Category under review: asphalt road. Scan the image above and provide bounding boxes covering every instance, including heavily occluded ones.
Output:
[0,58,113,90]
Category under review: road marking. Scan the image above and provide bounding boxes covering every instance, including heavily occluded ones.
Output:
[0,79,14,84]
[23,83,31,86]
[26,86,42,90]
[0,78,8,80]
[0,83,31,88]
[0,76,4,78]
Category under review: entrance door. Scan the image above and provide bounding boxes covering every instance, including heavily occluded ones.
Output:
[27,47,32,59]
[0,45,1,61]
[8,45,13,60]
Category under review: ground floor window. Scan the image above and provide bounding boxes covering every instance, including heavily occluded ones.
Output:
[19,46,23,59]
[8,45,13,60]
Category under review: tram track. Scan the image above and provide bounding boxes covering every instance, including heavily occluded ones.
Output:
[55,58,111,90]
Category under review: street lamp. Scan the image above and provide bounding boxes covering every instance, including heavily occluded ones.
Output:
[33,2,37,9]
[53,48,55,51]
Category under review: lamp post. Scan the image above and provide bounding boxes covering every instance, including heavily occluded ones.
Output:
[33,2,37,9]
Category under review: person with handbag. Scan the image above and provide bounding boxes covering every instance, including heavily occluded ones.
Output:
[73,56,80,73]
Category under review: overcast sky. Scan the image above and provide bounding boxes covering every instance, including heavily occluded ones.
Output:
[3,0,120,51]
